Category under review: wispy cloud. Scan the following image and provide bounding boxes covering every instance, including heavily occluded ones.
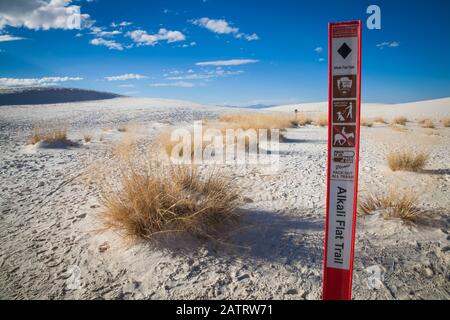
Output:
[191,17,259,41]
[105,74,147,81]
[149,81,196,88]
[195,59,259,66]
[111,21,132,28]
[89,27,122,37]
[105,73,148,81]
[0,34,24,42]
[376,41,400,49]
[127,28,186,46]
[90,38,124,50]
[165,68,243,80]
[314,47,323,53]
[0,76,83,88]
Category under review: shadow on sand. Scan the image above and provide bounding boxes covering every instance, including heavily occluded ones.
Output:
[151,209,324,265]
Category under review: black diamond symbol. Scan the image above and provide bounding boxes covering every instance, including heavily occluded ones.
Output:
[337,43,352,59]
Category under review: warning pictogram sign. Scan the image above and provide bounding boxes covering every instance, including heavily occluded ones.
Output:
[323,21,362,301]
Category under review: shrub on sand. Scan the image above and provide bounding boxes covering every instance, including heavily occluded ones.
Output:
[361,119,373,127]
[29,127,74,146]
[313,115,328,127]
[359,189,420,222]
[373,117,387,124]
[99,147,240,242]
[386,150,428,172]
[219,113,296,131]
[442,118,450,127]
[84,134,93,143]
[392,116,407,126]
[419,119,435,129]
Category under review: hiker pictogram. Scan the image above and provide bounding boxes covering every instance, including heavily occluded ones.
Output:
[333,100,356,123]
[333,125,356,147]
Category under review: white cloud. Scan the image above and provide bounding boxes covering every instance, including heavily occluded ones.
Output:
[118,84,135,88]
[111,21,132,28]
[195,59,259,66]
[376,41,400,49]
[192,17,259,41]
[149,81,196,88]
[315,47,323,53]
[0,76,83,88]
[192,18,238,34]
[317,58,325,62]
[0,0,92,30]
[165,68,243,80]
[0,34,25,42]
[90,38,123,50]
[105,74,147,81]
[90,27,121,37]
[126,28,186,46]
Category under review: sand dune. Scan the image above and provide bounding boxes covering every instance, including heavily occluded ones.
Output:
[268,97,450,120]
[0,97,449,300]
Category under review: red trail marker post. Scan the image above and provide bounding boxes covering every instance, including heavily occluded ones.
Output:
[323,21,362,300]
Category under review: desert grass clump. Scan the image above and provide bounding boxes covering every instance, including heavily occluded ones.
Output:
[419,119,435,129]
[442,118,450,127]
[313,115,328,127]
[219,113,296,131]
[392,116,407,126]
[99,147,240,242]
[386,150,428,172]
[295,115,313,126]
[359,189,420,222]
[373,117,387,124]
[29,127,74,146]
[84,134,93,143]
[360,119,373,127]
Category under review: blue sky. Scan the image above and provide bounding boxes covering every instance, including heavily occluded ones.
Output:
[0,0,449,105]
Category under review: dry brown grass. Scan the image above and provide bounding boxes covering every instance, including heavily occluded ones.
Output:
[386,149,428,172]
[360,119,373,127]
[99,145,240,242]
[359,189,420,222]
[392,116,407,126]
[84,134,93,143]
[313,115,328,127]
[373,117,387,124]
[219,113,296,131]
[295,115,313,126]
[29,127,74,146]
[440,118,450,127]
[419,119,435,129]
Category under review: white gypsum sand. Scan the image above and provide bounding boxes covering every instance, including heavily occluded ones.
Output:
[0,97,449,300]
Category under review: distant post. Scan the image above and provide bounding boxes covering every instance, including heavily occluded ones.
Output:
[322,20,362,300]
[294,109,299,121]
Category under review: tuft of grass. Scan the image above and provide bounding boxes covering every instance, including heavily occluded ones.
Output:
[219,113,296,131]
[373,117,387,124]
[313,115,328,127]
[440,118,450,128]
[361,119,373,127]
[99,147,240,242]
[419,119,435,129]
[29,127,74,146]
[386,150,428,172]
[359,189,420,222]
[84,134,93,143]
[295,115,313,126]
[392,116,407,126]
[118,126,127,133]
